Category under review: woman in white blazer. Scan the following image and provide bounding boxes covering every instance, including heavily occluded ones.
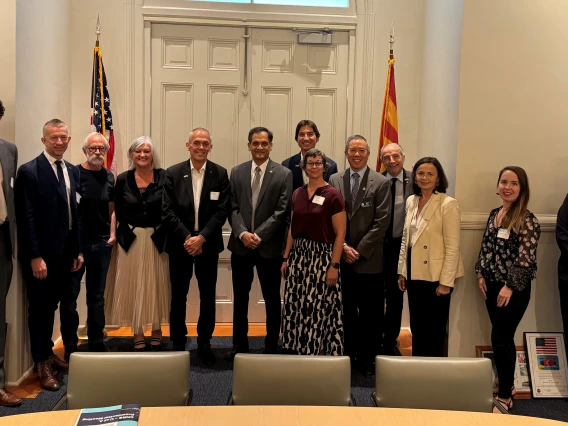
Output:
[397,157,464,357]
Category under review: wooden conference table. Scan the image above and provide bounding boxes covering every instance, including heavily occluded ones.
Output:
[2,406,566,426]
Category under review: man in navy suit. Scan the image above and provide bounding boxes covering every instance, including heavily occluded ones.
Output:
[281,120,338,191]
[15,119,83,391]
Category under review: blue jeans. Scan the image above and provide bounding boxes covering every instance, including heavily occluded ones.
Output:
[62,240,113,346]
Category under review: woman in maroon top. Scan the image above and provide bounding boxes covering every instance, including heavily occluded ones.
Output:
[281,148,347,355]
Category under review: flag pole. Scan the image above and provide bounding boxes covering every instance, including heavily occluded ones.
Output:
[95,14,101,47]
[91,16,101,111]
[389,22,395,61]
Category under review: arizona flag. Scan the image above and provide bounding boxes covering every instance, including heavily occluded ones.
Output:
[376,56,398,172]
[91,44,116,177]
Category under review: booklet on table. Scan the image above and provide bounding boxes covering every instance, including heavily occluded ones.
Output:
[75,404,141,426]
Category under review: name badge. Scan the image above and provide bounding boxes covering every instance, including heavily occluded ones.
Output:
[210,192,220,201]
[361,201,372,208]
[395,195,404,205]
[10,177,14,188]
[497,228,510,240]
[76,192,81,204]
[312,195,325,205]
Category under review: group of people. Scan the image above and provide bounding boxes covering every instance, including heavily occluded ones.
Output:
[0,98,559,415]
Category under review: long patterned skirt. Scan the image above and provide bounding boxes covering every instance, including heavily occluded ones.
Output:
[281,238,344,355]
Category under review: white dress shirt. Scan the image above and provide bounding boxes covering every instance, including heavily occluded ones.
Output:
[190,159,207,232]
[44,151,72,229]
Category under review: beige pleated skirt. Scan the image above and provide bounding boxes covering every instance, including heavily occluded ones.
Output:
[105,227,170,334]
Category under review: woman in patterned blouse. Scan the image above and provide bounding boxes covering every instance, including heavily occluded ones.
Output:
[475,166,540,414]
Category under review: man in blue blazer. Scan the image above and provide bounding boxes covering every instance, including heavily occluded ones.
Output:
[281,120,338,191]
[15,119,83,391]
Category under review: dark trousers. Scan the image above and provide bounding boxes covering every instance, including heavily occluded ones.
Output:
[341,260,383,364]
[383,237,404,349]
[406,248,452,357]
[231,251,282,349]
[169,249,219,346]
[559,276,568,355]
[65,240,113,345]
[23,236,74,363]
[0,222,13,388]
[485,280,531,399]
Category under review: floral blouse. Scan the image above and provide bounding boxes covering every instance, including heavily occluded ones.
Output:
[475,207,540,291]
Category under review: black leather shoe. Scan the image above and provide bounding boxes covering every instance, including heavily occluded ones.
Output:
[171,341,186,351]
[197,343,217,366]
[89,341,110,352]
[357,362,374,378]
[224,345,249,361]
[263,346,278,354]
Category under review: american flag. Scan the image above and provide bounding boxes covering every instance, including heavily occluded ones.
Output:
[536,338,557,354]
[91,45,116,177]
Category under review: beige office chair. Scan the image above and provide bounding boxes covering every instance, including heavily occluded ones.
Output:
[372,356,496,413]
[61,352,192,410]
[229,354,354,406]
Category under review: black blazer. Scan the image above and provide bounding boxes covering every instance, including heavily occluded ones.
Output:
[0,139,17,256]
[282,152,338,191]
[15,153,82,261]
[556,194,568,280]
[162,160,230,255]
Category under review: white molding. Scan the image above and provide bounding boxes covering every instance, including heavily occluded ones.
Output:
[461,212,557,232]
[144,15,357,28]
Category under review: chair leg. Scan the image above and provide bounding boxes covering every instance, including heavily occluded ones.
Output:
[52,394,67,411]
[226,393,234,405]
[186,388,194,406]
[370,392,378,407]
[349,393,357,406]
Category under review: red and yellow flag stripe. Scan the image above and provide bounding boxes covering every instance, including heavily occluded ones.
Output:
[376,58,398,172]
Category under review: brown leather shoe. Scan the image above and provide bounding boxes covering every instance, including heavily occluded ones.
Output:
[49,354,69,371]
[36,361,60,391]
[0,388,22,406]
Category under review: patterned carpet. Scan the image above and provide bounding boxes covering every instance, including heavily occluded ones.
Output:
[0,336,567,421]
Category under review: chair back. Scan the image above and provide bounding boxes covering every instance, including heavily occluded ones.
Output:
[231,354,351,406]
[67,352,190,409]
[374,356,493,412]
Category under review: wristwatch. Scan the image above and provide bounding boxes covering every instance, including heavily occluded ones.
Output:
[329,262,340,269]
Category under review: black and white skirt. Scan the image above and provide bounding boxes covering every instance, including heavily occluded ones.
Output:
[281,238,344,355]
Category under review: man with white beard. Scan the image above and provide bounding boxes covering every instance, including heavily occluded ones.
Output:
[62,132,116,356]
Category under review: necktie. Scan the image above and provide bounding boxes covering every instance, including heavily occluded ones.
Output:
[351,172,360,212]
[386,177,397,239]
[55,160,68,203]
[251,166,261,232]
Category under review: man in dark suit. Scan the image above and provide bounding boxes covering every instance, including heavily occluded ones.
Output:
[329,135,391,377]
[15,119,83,391]
[282,120,338,190]
[380,143,413,356]
[162,128,230,365]
[556,194,568,355]
[0,100,22,406]
[226,127,293,360]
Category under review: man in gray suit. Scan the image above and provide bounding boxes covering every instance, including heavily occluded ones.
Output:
[380,143,413,356]
[226,127,293,360]
[329,135,391,377]
[0,100,22,405]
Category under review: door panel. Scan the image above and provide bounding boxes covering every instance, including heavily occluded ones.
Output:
[150,23,350,324]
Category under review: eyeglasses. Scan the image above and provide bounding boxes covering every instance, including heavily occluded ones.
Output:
[47,136,70,143]
[306,161,324,168]
[87,146,108,153]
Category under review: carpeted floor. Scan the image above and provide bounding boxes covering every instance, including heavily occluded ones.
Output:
[1,336,567,421]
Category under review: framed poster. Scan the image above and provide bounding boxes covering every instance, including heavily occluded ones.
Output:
[524,332,568,398]
[475,346,531,398]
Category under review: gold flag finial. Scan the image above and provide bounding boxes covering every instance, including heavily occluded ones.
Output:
[95,14,101,47]
[389,22,395,60]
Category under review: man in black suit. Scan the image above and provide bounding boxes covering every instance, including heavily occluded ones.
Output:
[380,143,413,356]
[226,127,292,360]
[162,128,230,365]
[0,100,22,406]
[15,119,83,391]
[282,120,338,190]
[556,194,568,355]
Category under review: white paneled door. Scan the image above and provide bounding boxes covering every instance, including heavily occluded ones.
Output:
[150,23,350,323]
